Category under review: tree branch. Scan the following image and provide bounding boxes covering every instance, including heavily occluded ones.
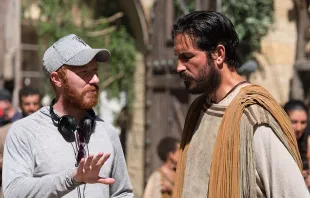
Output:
[101,72,124,89]
[84,12,124,28]
[87,26,116,37]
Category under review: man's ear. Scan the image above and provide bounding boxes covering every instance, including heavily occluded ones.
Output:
[50,72,62,88]
[211,45,226,65]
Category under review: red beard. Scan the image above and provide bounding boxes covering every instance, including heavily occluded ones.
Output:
[62,80,99,110]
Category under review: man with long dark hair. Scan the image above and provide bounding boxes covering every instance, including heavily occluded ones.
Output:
[172,11,309,198]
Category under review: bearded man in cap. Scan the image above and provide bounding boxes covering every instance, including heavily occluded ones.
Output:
[2,34,133,198]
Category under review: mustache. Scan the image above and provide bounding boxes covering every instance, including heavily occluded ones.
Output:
[84,85,99,92]
[179,71,193,80]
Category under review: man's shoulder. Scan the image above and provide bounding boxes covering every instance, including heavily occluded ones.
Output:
[13,109,45,126]
[242,103,282,128]
[7,108,48,137]
[94,117,119,139]
[147,169,161,182]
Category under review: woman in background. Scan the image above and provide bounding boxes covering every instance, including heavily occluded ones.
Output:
[284,99,310,189]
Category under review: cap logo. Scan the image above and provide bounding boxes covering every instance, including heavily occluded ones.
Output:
[73,36,87,46]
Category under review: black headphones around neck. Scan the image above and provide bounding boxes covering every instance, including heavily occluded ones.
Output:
[49,100,96,140]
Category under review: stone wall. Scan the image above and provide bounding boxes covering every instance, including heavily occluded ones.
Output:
[250,0,296,104]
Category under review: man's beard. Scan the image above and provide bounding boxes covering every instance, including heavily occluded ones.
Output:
[179,59,221,95]
[62,79,99,110]
[22,111,32,118]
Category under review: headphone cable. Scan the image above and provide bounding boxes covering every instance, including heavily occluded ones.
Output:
[71,134,83,198]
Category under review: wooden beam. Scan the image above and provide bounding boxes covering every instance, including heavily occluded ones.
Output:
[146,74,185,89]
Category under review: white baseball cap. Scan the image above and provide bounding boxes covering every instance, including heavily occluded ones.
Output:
[43,34,110,73]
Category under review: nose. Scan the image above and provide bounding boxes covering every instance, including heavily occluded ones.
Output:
[90,74,100,85]
[296,123,302,132]
[29,103,35,110]
[176,60,186,73]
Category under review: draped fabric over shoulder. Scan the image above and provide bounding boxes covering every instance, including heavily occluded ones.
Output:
[173,85,302,198]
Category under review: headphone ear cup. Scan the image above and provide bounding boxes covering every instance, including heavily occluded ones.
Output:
[80,118,93,137]
[58,115,77,135]
[78,117,95,143]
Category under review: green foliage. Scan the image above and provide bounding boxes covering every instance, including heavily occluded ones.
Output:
[222,0,274,62]
[174,0,274,64]
[174,0,195,19]
[94,27,136,107]
[22,0,136,108]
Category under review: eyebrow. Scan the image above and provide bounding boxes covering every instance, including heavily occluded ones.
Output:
[70,66,87,72]
[75,64,98,71]
[175,51,194,56]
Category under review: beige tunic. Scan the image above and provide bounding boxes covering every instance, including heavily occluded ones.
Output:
[144,170,162,198]
[182,84,309,198]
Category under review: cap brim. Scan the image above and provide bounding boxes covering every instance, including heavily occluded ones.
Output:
[65,49,110,66]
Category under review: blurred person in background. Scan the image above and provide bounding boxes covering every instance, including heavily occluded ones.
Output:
[144,137,180,198]
[0,88,22,197]
[0,86,42,181]
[0,88,23,176]
[0,89,22,126]
[18,87,42,117]
[284,99,310,189]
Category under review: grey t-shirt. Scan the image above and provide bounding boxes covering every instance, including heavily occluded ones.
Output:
[2,106,133,198]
